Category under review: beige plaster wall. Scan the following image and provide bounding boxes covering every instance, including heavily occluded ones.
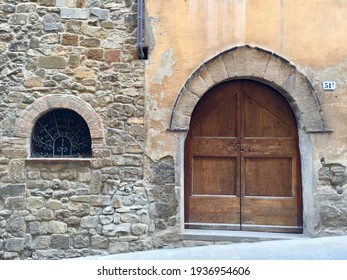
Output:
[145,0,347,165]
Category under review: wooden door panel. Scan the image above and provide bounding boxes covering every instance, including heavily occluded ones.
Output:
[241,198,301,230]
[188,196,241,225]
[242,82,296,128]
[185,80,302,233]
[191,138,240,157]
[243,157,293,197]
[192,156,238,195]
[191,83,239,137]
[242,139,297,156]
[243,94,293,138]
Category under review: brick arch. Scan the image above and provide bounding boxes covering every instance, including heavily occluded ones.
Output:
[16,95,105,146]
[170,45,331,133]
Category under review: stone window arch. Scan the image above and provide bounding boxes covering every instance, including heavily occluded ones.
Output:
[16,95,105,156]
[31,109,92,158]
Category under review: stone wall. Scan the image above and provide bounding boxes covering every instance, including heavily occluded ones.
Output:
[315,161,347,236]
[0,0,181,260]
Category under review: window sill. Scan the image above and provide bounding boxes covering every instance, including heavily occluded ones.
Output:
[25,158,92,163]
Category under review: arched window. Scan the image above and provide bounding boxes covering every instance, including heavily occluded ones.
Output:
[31,109,92,158]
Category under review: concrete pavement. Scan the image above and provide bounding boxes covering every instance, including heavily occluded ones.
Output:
[79,235,347,260]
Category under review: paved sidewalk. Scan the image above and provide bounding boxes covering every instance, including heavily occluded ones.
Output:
[79,235,347,260]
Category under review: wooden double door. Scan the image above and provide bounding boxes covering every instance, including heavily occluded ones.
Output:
[184,80,303,233]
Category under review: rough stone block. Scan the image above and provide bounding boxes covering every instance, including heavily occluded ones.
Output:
[31,236,50,250]
[61,34,79,46]
[170,113,190,130]
[67,20,82,33]
[47,221,67,234]
[105,50,121,63]
[302,110,325,131]
[149,202,177,219]
[102,206,115,215]
[17,4,37,13]
[90,195,111,206]
[74,67,97,79]
[5,238,25,252]
[86,48,104,61]
[186,75,208,98]
[0,210,12,216]
[121,213,140,223]
[38,209,54,220]
[273,63,296,88]
[38,0,56,7]
[124,13,137,26]
[44,23,61,31]
[51,234,70,249]
[90,8,110,20]
[80,216,99,228]
[132,223,147,236]
[129,124,145,136]
[102,223,131,236]
[6,216,26,237]
[150,156,175,185]
[109,241,129,253]
[252,50,271,78]
[263,55,284,82]
[90,170,102,194]
[233,47,256,76]
[29,221,41,235]
[46,200,62,210]
[80,38,101,47]
[73,235,90,248]
[38,56,66,69]
[56,0,76,7]
[99,215,113,225]
[206,56,228,83]
[61,8,90,20]
[27,197,46,209]
[153,228,180,245]
[0,184,25,198]
[5,197,26,210]
[68,54,81,68]
[8,160,26,183]
[8,41,29,52]
[81,24,108,39]
[91,235,108,249]
[24,76,43,88]
[221,51,237,78]
[198,66,215,88]
[64,216,80,226]
[175,89,199,117]
[2,4,16,13]
[9,14,28,25]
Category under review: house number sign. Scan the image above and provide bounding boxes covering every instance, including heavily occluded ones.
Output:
[322,81,336,91]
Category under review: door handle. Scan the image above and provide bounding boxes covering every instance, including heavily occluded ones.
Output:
[240,148,245,152]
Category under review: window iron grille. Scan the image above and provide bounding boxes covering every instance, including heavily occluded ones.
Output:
[31,109,92,158]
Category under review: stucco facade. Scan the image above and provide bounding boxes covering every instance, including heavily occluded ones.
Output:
[0,0,346,259]
[145,0,347,237]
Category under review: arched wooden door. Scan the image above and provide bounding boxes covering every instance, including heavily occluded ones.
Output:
[184,80,303,233]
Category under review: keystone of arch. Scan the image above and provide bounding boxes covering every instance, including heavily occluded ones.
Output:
[15,94,105,145]
[170,45,331,133]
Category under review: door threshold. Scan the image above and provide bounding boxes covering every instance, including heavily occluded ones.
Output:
[180,229,308,243]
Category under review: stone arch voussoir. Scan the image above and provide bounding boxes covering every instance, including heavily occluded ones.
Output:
[170,45,331,133]
[16,94,105,146]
